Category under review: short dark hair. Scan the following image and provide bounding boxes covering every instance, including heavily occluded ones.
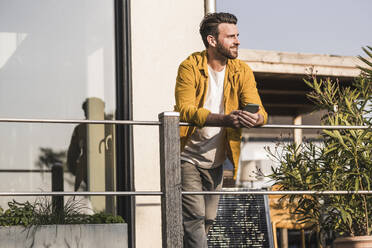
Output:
[199,12,237,48]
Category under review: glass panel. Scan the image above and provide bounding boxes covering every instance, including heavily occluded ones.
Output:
[0,0,116,214]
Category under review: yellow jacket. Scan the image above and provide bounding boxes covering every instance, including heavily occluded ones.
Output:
[174,51,268,177]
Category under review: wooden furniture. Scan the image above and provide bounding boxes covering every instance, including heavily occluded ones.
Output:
[269,185,314,248]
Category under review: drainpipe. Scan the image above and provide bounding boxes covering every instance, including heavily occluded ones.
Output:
[204,0,216,15]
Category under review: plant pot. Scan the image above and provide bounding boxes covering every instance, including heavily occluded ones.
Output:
[0,223,127,248]
[333,236,372,248]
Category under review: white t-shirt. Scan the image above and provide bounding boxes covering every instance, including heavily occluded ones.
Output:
[181,65,227,169]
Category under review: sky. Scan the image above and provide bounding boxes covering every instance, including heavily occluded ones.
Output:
[217,0,372,56]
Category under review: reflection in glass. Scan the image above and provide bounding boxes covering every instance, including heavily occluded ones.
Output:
[66,98,116,213]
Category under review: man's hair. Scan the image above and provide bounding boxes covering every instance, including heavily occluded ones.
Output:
[199,12,237,48]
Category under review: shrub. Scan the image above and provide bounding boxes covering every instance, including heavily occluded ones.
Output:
[0,199,124,227]
[267,47,371,244]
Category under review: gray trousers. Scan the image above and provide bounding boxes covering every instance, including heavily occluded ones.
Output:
[181,161,224,248]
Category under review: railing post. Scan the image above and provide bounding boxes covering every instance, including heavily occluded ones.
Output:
[52,161,64,218]
[158,112,183,248]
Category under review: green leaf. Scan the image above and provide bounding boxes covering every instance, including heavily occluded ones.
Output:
[323,130,338,139]
[21,217,28,226]
[363,173,371,190]
[323,146,337,155]
[345,97,354,114]
[358,56,372,68]
[354,178,359,192]
[362,46,372,59]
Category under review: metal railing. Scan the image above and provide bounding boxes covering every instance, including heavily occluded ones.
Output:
[0,117,368,129]
[0,113,370,248]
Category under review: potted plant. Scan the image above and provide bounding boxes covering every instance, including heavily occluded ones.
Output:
[0,198,128,248]
[267,47,372,248]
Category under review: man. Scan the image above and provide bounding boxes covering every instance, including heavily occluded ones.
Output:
[67,100,88,191]
[174,12,268,247]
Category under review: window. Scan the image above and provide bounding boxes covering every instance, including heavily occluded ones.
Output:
[0,0,117,213]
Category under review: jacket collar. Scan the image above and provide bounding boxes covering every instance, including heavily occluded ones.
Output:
[196,50,208,76]
[197,50,240,76]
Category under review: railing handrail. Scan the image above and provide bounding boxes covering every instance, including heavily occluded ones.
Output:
[0,169,52,173]
[2,190,372,197]
[0,117,370,129]
[182,190,372,195]
[0,118,161,125]
[0,191,163,196]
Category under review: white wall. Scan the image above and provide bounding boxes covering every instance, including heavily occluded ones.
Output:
[131,1,204,247]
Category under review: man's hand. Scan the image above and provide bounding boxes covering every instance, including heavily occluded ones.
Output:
[205,111,241,128]
[222,110,241,128]
[205,110,263,128]
[238,110,264,128]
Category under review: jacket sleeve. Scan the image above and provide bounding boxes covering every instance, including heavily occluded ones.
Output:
[239,63,268,124]
[175,61,210,127]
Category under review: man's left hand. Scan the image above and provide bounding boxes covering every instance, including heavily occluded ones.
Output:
[237,110,263,128]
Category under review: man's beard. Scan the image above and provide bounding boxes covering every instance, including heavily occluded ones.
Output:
[216,42,238,59]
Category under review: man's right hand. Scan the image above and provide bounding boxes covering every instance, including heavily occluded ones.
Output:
[222,110,241,128]
[205,111,241,128]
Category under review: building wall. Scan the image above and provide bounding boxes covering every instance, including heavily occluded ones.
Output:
[131,1,204,247]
